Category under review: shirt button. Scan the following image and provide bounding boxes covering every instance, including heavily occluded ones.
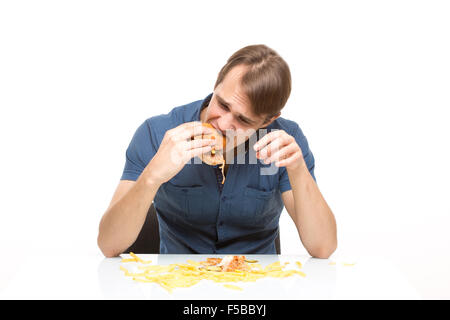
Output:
[221,196,227,201]
[218,221,224,226]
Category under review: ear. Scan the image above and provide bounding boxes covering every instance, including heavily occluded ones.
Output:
[261,112,281,128]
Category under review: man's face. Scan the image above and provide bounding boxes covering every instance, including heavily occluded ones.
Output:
[202,64,279,152]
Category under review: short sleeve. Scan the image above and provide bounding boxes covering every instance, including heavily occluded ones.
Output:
[121,120,157,181]
[278,124,316,193]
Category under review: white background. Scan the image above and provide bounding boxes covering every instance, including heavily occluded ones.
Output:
[0,1,449,299]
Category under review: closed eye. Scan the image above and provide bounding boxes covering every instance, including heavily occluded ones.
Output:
[219,102,229,111]
[238,116,250,125]
[218,101,252,125]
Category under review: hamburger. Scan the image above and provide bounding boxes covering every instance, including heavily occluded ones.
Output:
[195,123,227,183]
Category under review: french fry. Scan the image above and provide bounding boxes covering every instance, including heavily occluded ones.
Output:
[129,252,152,264]
[223,284,243,291]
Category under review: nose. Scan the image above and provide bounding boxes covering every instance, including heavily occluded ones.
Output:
[217,113,235,133]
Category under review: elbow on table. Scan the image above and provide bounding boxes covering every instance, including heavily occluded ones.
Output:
[308,242,337,259]
[97,235,122,258]
[101,249,120,258]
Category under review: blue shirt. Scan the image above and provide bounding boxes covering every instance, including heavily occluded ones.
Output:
[121,93,316,254]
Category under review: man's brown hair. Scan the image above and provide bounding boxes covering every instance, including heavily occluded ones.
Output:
[214,44,292,124]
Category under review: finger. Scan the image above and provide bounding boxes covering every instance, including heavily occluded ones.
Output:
[253,130,281,152]
[187,138,216,150]
[177,123,215,141]
[180,121,204,129]
[263,143,298,164]
[274,151,302,167]
[257,137,282,159]
[257,135,290,160]
[186,145,213,160]
[170,121,202,136]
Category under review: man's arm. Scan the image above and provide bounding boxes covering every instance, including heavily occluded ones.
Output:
[97,171,162,258]
[281,164,337,258]
[97,121,216,257]
[254,128,337,259]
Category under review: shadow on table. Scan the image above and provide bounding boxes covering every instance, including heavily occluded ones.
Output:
[299,257,337,299]
[97,257,147,299]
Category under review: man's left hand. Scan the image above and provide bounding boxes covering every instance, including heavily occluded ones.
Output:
[253,130,305,171]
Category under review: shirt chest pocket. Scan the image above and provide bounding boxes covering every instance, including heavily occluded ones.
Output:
[228,186,277,227]
[163,182,217,226]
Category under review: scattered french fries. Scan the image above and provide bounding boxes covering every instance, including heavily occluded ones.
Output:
[119,254,307,293]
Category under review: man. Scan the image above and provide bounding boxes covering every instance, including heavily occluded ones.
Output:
[97,44,337,258]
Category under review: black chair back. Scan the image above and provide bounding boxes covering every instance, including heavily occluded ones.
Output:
[125,203,160,254]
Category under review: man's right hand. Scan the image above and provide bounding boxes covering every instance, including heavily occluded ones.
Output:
[144,121,215,184]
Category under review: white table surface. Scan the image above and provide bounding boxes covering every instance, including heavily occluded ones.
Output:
[0,253,421,299]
